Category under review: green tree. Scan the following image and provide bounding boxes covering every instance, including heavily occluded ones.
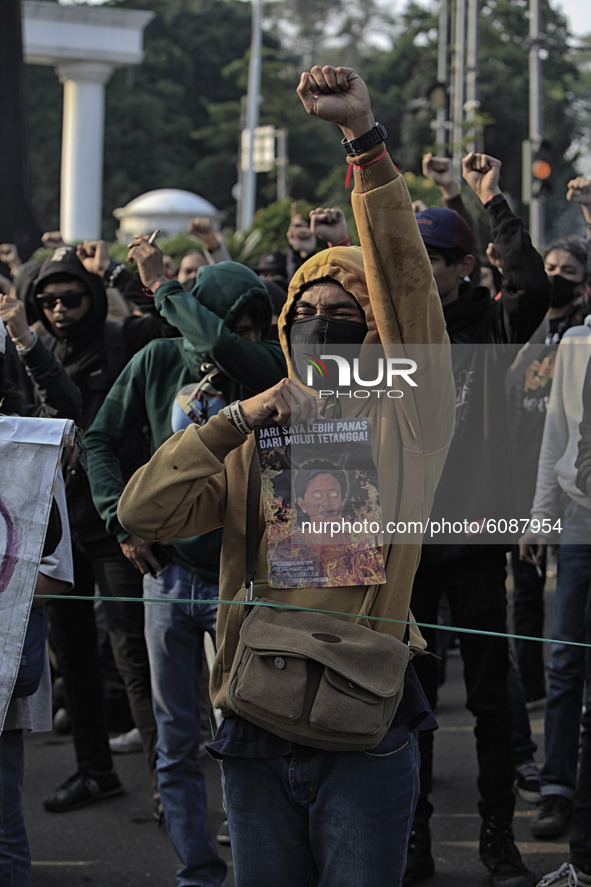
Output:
[25,64,63,234]
[262,0,398,71]
[363,0,582,240]
[100,0,263,238]
[23,0,588,248]
[25,0,286,240]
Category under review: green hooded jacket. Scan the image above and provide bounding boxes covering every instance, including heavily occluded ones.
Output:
[85,262,286,578]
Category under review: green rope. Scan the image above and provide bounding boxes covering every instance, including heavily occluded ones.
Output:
[34,593,591,649]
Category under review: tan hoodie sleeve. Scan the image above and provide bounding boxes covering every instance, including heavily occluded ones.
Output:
[349,146,448,348]
[117,413,248,542]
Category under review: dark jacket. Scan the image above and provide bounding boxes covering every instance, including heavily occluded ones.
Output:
[422,196,551,558]
[32,247,163,551]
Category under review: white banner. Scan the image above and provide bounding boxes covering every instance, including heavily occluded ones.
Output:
[0,416,75,732]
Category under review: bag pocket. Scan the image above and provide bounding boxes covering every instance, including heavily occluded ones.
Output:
[231,648,309,721]
[310,668,387,736]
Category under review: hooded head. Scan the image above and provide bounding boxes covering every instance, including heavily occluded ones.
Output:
[191,261,273,345]
[279,247,370,383]
[33,247,107,341]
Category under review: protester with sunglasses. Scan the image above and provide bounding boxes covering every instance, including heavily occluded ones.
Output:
[26,246,167,814]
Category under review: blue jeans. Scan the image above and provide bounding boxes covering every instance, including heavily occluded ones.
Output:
[0,729,30,887]
[221,725,420,887]
[143,563,226,887]
[541,501,591,799]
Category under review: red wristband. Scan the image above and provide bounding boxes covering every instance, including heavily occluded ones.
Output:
[345,150,388,188]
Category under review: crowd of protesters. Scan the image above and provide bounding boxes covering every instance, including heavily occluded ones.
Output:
[1,62,591,887]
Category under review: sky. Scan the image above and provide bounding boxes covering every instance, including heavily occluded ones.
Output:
[552,0,591,40]
[59,0,591,41]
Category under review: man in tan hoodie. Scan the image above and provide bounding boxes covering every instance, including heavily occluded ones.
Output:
[118,65,454,887]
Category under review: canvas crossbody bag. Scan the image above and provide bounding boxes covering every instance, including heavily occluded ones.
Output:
[226,451,412,751]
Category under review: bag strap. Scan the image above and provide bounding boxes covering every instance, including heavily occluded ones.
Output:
[245,447,261,601]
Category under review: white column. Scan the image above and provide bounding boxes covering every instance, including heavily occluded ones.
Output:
[56,61,113,242]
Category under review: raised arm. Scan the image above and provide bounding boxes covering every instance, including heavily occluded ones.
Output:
[296,66,445,347]
[462,152,550,342]
[423,153,481,281]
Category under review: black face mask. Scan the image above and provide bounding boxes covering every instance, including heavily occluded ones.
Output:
[290,315,368,348]
[549,274,584,308]
[289,315,368,386]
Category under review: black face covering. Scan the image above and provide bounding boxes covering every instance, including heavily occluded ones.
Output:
[289,315,368,386]
[290,315,368,347]
[549,274,584,308]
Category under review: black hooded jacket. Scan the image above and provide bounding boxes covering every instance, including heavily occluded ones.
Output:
[32,247,163,550]
[422,197,551,559]
[33,248,160,428]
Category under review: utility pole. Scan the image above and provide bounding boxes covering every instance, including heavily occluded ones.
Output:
[239,0,263,233]
[450,0,466,179]
[528,0,544,246]
[435,0,449,152]
[465,0,480,154]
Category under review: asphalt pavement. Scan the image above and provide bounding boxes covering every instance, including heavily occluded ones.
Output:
[22,575,568,887]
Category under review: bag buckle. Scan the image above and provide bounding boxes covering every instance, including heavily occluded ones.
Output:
[245,574,255,602]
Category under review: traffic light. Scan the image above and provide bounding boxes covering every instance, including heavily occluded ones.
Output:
[531,139,553,200]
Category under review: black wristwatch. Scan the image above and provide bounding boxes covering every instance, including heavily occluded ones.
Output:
[341,122,388,156]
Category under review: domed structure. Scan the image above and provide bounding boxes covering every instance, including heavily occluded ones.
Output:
[113,188,222,243]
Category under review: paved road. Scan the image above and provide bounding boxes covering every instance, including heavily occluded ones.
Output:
[23,580,566,886]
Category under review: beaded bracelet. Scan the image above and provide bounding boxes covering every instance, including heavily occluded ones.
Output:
[107,262,126,288]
